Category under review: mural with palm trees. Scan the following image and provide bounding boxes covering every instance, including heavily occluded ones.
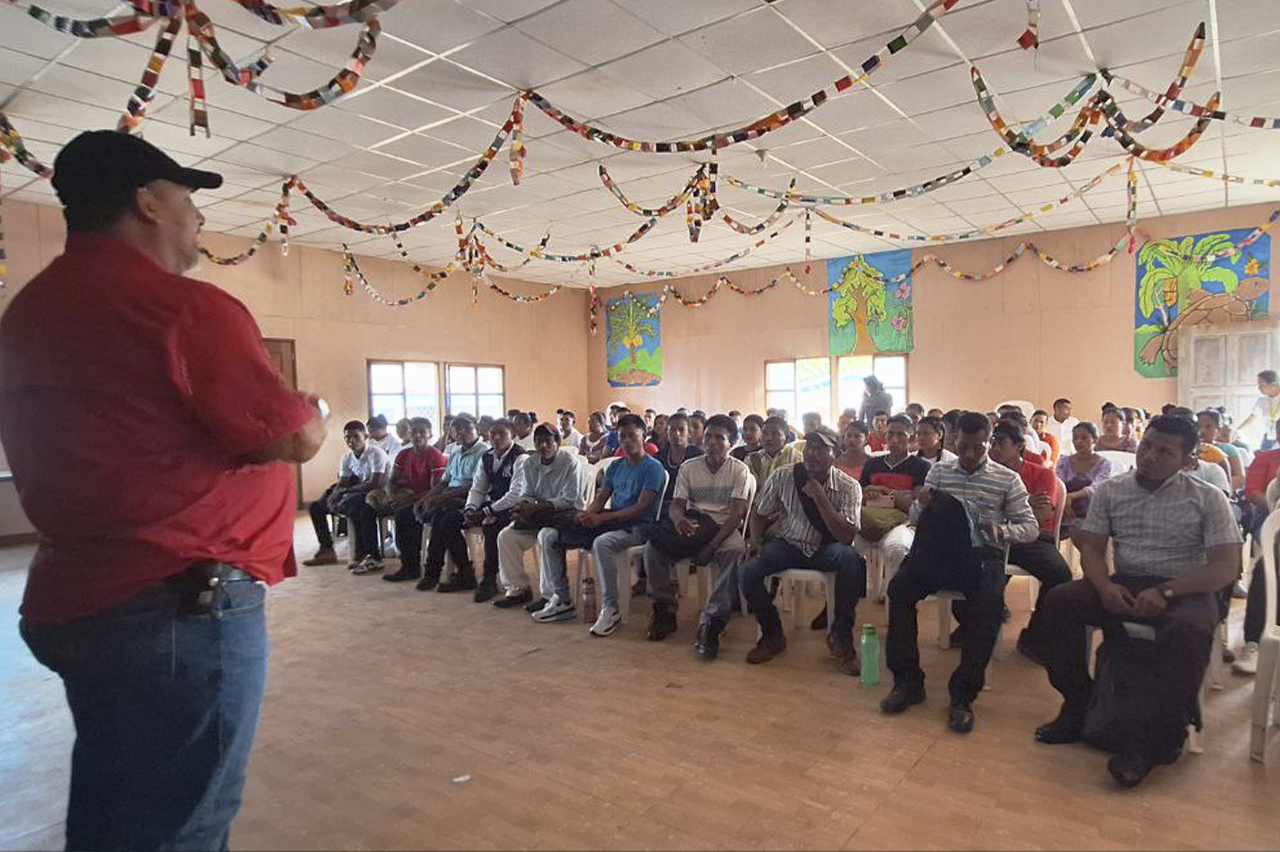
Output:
[1134,228,1270,378]
[828,249,914,356]
[606,293,661,387]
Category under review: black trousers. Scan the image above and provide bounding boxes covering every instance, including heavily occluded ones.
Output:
[953,535,1071,645]
[309,487,368,553]
[470,510,512,582]
[394,504,424,576]
[424,505,471,577]
[1244,533,1280,642]
[887,547,1005,703]
[1040,576,1217,728]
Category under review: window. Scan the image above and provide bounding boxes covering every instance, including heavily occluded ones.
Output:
[765,357,833,425]
[446,364,504,418]
[837,354,908,416]
[368,361,441,428]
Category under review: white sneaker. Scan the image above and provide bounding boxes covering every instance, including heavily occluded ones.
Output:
[590,604,622,637]
[531,594,576,623]
[352,556,383,575]
[1233,641,1259,675]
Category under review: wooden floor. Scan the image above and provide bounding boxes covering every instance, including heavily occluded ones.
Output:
[3,516,1279,851]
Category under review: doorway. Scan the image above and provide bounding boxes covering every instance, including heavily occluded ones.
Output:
[264,338,305,508]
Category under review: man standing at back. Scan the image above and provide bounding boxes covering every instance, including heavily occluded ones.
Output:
[0,131,326,850]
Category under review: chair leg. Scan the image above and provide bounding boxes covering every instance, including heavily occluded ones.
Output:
[1027,576,1040,612]
[936,598,951,651]
[617,551,635,625]
[792,578,806,630]
[1251,640,1279,763]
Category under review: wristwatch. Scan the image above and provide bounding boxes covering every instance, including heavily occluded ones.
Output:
[1158,585,1175,602]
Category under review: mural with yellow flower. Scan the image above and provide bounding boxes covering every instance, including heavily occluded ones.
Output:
[1134,226,1270,378]
[606,292,661,387]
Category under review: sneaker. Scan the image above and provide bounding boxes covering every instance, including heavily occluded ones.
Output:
[302,547,339,567]
[531,595,576,623]
[1233,641,1259,675]
[947,701,975,733]
[590,604,622,637]
[1232,579,1249,599]
[436,571,477,593]
[493,588,533,609]
[415,573,439,591]
[879,682,926,714]
[351,556,383,575]
[383,569,421,583]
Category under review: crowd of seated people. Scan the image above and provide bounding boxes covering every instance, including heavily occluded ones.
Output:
[301,380,1280,789]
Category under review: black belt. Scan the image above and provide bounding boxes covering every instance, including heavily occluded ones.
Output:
[167,561,255,614]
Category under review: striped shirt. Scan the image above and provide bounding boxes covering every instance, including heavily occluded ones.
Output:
[745,445,801,491]
[1079,470,1241,578]
[912,457,1039,547]
[673,455,753,525]
[756,464,861,557]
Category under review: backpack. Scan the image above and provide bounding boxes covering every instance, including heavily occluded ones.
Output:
[1083,621,1197,756]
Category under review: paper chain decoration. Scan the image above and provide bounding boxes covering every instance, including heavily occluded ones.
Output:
[11,0,399,136]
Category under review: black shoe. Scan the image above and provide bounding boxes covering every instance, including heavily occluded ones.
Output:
[1016,629,1048,667]
[948,626,964,648]
[826,633,860,676]
[1107,752,1154,788]
[745,632,786,664]
[880,682,926,715]
[1001,604,1012,623]
[694,620,724,660]
[436,571,477,593]
[810,606,828,631]
[383,569,421,583]
[1035,707,1085,744]
[415,573,439,591]
[524,597,548,613]
[493,589,533,609]
[474,578,497,603]
[948,701,975,733]
[646,603,677,641]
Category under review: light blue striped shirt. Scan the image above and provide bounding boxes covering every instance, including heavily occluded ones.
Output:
[911,457,1039,547]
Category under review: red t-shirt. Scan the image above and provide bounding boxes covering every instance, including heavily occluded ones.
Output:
[0,233,316,623]
[1017,460,1061,536]
[868,434,886,452]
[614,442,659,458]
[394,446,447,493]
[1245,449,1280,501]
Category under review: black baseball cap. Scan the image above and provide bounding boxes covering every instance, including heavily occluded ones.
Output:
[804,426,840,451]
[52,130,222,208]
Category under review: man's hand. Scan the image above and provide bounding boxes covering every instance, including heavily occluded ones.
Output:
[326,491,344,513]
[745,538,763,559]
[864,484,890,498]
[578,511,602,528]
[463,507,482,526]
[1029,493,1053,523]
[1131,588,1169,620]
[915,487,933,508]
[693,543,717,566]
[676,516,699,537]
[1097,580,1137,616]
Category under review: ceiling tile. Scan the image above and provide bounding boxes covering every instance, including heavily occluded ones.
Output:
[516,0,664,66]
[597,39,728,101]
[625,0,758,37]
[286,107,405,148]
[772,0,916,51]
[329,149,430,181]
[391,59,515,112]
[378,1,503,53]
[277,28,432,82]
[449,28,587,89]
[370,133,474,168]
[677,7,818,76]
[336,87,455,128]
[531,70,654,120]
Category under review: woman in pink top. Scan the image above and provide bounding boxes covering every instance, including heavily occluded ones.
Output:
[834,420,870,480]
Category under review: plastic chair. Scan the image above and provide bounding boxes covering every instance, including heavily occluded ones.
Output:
[1097,450,1136,474]
[1004,477,1068,610]
[855,538,888,602]
[778,569,839,632]
[996,400,1036,419]
[1251,508,1280,762]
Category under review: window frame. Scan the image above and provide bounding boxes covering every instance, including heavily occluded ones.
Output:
[444,362,506,418]
[366,358,444,428]
[765,354,910,423]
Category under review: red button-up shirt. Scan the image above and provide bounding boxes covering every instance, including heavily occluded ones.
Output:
[0,233,315,623]
[1245,449,1280,502]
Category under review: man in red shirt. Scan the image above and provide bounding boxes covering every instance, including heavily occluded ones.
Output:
[378,417,447,582]
[986,421,1071,664]
[0,131,325,851]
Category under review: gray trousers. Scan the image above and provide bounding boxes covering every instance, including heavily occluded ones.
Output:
[644,531,746,611]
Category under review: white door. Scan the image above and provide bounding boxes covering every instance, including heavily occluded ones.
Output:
[1178,319,1280,438]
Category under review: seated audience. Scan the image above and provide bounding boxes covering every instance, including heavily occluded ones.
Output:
[434,414,456,453]
[580,411,612,463]
[605,407,630,453]
[490,424,584,614]
[941,409,962,455]
[476,415,495,444]
[1035,415,1240,788]
[395,417,412,445]
[745,416,801,491]
[367,414,402,459]
[657,413,704,514]
[915,415,957,465]
[1236,427,1280,673]
[868,411,889,452]
[643,415,751,641]
[688,411,707,449]
[984,422,1072,662]
[881,412,1039,733]
[696,427,864,674]
[305,421,390,571]
[728,410,743,431]
[459,419,527,601]
[731,414,764,461]
[1124,407,1147,446]
[649,413,669,449]
[1196,412,1240,489]
[858,415,930,591]
[927,408,944,419]
[1048,397,1079,448]
[413,415,489,591]
[835,420,871,479]
[614,435,659,457]
[1057,422,1113,531]
[1094,407,1136,453]
[837,407,860,434]
[557,409,584,449]
[801,412,823,434]
[1030,409,1061,466]
[542,414,665,635]
[512,411,536,451]
[905,403,925,423]
[997,405,1043,457]
[376,418,448,582]
[644,408,657,431]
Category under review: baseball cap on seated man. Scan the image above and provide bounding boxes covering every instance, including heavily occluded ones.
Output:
[52,130,222,209]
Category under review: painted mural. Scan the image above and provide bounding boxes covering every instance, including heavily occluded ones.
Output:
[606,292,662,387]
[1134,228,1271,378]
[828,249,915,356]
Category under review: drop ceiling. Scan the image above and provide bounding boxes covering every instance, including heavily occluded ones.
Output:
[2,0,1279,288]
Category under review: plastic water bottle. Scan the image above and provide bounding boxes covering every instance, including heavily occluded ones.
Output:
[860,624,880,686]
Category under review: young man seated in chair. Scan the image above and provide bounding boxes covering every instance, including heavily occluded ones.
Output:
[695,426,864,675]
[412,414,489,591]
[1034,414,1241,788]
[378,418,447,583]
[643,414,752,641]
[881,411,1040,733]
[305,420,389,569]
[457,418,526,601]
[982,421,1072,664]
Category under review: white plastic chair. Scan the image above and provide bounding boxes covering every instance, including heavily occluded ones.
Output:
[1251,508,1280,762]
[1004,477,1068,610]
[778,568,839,633]
[996,400,1036,419]
[1097,450,1136,474]
[855,538,888,602]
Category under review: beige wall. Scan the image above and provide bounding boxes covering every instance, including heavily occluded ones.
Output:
[587,202,1280,421]
[0,199,589,536]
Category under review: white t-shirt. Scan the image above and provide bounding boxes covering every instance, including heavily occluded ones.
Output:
[1050,415,1079,447]
[372,433,402,460]
[673,455,753,525]
[339,445,390,483]
[1251,394,1280,439]
[514,433,537,451]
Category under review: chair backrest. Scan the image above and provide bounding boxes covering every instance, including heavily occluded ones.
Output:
[997,400,1036,419]
[1097,450,1136,474]
[1261,508,1280,641]
[1267,477,1280,512]
[1050,475,1068,547]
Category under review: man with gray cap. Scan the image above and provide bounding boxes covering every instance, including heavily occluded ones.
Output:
[695,426,865,676]
[0,130,327,850]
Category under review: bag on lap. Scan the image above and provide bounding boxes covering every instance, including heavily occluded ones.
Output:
[644,509,720,558]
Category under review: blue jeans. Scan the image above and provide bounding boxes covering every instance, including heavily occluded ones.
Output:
[20,573,269,851]
[737,539,866,646]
